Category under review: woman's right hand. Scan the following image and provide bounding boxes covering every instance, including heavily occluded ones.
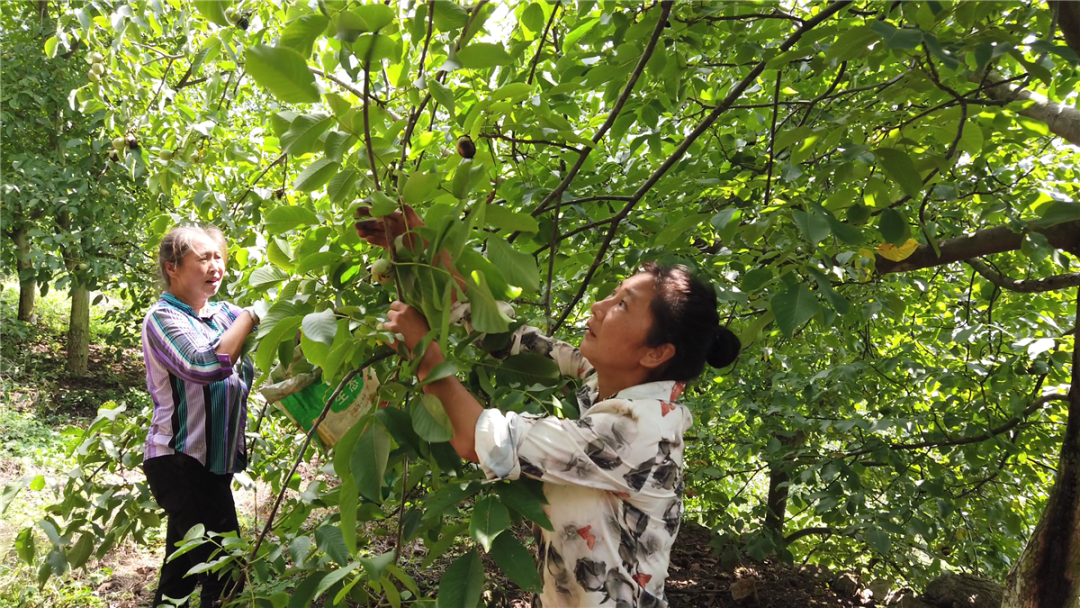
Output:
[355,204,424,252]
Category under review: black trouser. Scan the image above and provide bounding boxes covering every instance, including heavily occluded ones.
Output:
[143,453,244,608]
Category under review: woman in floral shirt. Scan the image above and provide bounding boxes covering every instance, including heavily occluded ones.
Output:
[358,208,740,608]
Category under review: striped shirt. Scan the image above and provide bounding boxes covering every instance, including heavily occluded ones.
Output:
[142,292,254,475]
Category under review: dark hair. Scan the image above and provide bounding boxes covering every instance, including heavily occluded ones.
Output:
[157,225,227,288]
[640,262,741,382]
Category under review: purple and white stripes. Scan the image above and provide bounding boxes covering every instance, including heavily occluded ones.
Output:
[142,292,253,475]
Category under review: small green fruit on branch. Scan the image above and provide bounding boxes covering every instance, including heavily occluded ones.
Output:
[371,258,394,286]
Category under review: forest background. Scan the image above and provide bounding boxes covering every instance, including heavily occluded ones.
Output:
[2,1,1080,607]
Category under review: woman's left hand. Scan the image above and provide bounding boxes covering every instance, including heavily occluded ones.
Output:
[384,301,430,354]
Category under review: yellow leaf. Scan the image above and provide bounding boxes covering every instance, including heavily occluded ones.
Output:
[875,238,920,262]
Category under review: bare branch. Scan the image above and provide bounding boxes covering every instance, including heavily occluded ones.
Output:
[966,258,1080,292]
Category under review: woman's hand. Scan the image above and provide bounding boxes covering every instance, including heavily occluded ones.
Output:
[355,204,424,251]
[384,302,444,376]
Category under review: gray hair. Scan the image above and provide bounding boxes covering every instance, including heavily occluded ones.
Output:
[157,225,227,288]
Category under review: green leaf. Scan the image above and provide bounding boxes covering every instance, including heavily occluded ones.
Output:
[351,423,390,502]
[250,266,290,289]
[792,209,831,246]
[825,26,878,62]
[302,309,338,346]
[865,528,892,554]
[44,37,58,58]
[419,360,467,386]
[487,237,540,293]
[470,496,511,552]
[457,43,513,69]
[870,21,923,50]
[877,208,911,246]
[774,126,815,153]
[315,525,349,567]
[402,171,441,205]
[654,214,708,247]
[66,534,94,570]
[496,481,552,530]
[376,407,423,455]
[438,550,485,608]
[355,4,395,30]
[288,572,329,608]
[256,316,302,373]
[463,272,513,333]
[412,394,454,442]
[429,80,455,115]
[563,17,601,53]
[193,0,232,26]
[295,251,342,275]
[370,190,398,216]
[293,158,341,192]
[1036,201,1080,227]
[432,1,469,31]
[354,34,396,63]
[491,83,534,103]
[327,168,358,204]
[496,354,560,387]
[324,131,357,162]
[424,481,481,518]
[313,562,360,604]
[279,14,329,59]
[246,45,321,104]
[873,148,922,199]
[265,206,320,234]
[491,533,544,593]
[770,283,821,337]
[281,113,333,156]
[484,206,539,233]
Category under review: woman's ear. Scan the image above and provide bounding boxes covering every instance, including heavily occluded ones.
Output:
[640,343,676,370]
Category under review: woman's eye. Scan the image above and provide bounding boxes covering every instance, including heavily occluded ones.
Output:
[618,299,627,308]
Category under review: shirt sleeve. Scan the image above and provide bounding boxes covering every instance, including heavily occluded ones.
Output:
[450,302,592,380]
[475,398,685,496]
[143,307,234,385]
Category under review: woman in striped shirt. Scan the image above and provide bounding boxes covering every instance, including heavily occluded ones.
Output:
[141,225,257,608]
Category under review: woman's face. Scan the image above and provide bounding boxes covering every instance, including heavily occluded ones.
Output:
[166,233,226,306]
[580,272,668,376]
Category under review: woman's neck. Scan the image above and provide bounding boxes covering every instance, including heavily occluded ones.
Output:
[168,289,208,316]
[596,368,652,402]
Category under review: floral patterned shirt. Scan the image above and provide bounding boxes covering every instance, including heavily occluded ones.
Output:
[460,310,692,608]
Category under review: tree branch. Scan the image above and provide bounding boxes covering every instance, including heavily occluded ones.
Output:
[875,220,1080,275]
[525,1,673,229]
[785,526,836,544]
[846,393,1069,457]
[975,70,1080,147]
[551,1,853,332]
[527,1,560,85]
[965,258,1080,293]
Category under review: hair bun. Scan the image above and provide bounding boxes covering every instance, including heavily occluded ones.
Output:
[707,325,741,369]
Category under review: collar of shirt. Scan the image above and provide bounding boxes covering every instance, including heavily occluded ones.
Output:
[583,377,684,404]
[161,292,221,320]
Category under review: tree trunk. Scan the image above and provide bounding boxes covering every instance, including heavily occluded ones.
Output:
[764,466,790,535]
[67,283,89,375]
[1051,1,1080,56]
[14,226,36,323]
[1001,288,1080,608]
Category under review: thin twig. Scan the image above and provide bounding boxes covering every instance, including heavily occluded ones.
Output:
[527,1,561,85]
[513,1,674,243]
[763,70,783,209]
[223,350,394,606]
[392,457,410,566]
[231,153,286,214]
